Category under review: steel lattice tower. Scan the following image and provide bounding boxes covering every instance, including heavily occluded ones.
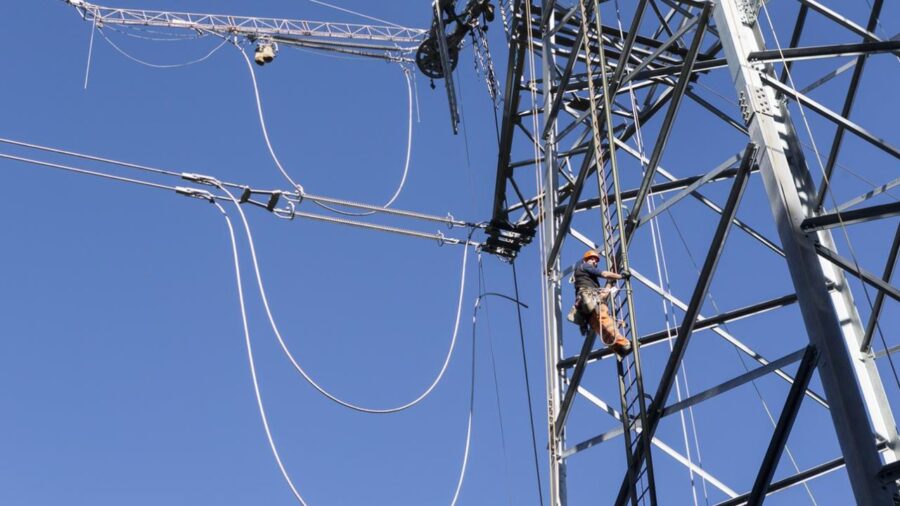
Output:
[481,0,900,504]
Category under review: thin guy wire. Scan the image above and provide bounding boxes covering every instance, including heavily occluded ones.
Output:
[219,182,473,413]
[211,200,308,505]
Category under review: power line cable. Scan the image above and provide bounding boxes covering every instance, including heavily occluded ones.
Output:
[0,137,183,179]
[0,151,180,193]
[0,136,479,231]
[217,180,474,413]
[210,199,309,505]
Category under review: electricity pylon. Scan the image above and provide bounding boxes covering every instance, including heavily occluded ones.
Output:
[483,0,900,504]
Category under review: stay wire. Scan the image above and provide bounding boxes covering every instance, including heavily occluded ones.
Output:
[210,200,309,505]
[759,2,899,390]
[217,181,473,413]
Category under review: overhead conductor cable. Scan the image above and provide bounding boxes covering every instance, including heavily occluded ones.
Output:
[211,200,309,505]
[216,180,474,414]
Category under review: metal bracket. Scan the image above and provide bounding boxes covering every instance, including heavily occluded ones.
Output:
[738,0,761,26]
[738,85,773,125]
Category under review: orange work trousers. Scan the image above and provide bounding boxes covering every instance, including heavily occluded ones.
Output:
[591,303,624,346]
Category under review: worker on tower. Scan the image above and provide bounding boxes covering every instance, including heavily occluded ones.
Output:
[569,249,631,355]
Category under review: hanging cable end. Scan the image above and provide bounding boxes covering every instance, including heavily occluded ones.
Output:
[176,187,215,203]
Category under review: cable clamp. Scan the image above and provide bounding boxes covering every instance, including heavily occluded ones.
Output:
[285,184,305,204]
[181,172,220,186]
[446,212,456,229]
[436,230,446,246]
[274,200,296,221]
[175,187,215,203]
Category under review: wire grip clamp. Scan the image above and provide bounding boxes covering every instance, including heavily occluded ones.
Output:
[175,186,215,203]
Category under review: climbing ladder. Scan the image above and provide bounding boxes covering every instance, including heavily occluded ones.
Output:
[577,1,657,504]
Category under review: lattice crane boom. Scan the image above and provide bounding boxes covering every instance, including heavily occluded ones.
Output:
[65,0,428,62]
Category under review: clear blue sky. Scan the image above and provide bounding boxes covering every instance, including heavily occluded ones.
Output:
[0,1,897,505]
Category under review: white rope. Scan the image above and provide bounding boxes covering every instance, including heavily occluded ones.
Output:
[84,16,97,89]
[235,39,417,218]
[98,27,229,69]
[213,199,309,505]
[218,182,472,413]
[310,67,416,216]
[450,295,479,506]
[236,45,304,189]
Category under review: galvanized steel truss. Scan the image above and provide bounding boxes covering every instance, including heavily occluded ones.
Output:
[486,0,900,504]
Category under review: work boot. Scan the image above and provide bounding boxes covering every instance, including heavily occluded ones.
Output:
[611,336,632,356]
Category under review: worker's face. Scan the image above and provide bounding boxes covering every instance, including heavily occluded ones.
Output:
[587,256,598,266]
